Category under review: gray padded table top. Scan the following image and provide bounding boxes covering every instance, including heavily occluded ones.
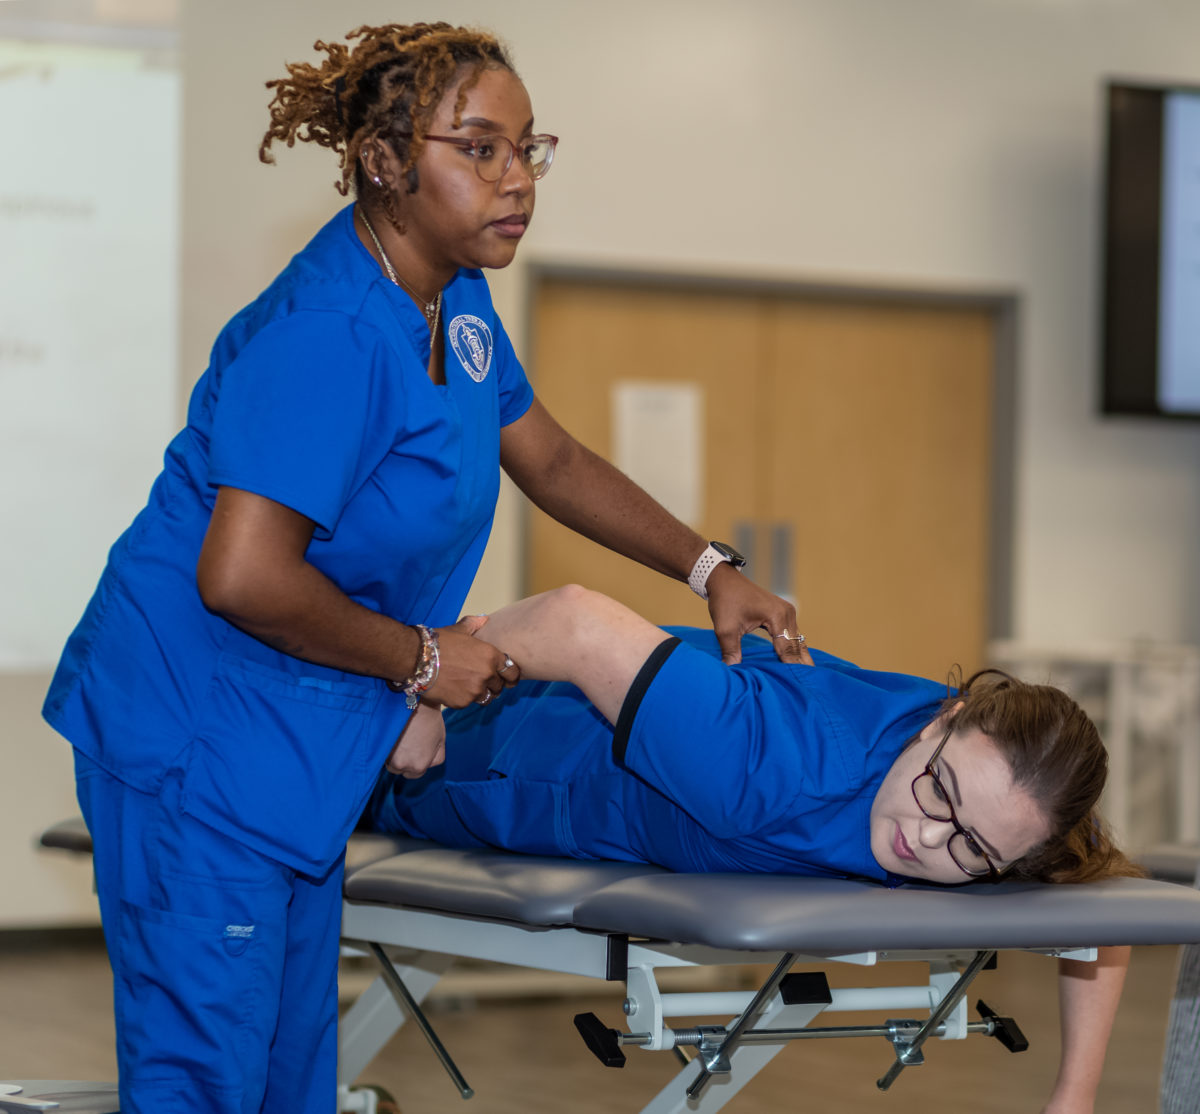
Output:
[344,840,664,926]
[38,818,409,879]
[571,871,1200,952]
[47,820,1200,953]
[344,841,1200,954]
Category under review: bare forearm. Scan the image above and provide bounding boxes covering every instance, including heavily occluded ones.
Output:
[199,546,419,683]
[531,440,704,577]
[196,486,509,706]
[501,400,799,663]
[1042,946,1131,1114]
[502,400,705,579]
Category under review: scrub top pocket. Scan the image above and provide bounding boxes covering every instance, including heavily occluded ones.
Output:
[182,653,381,873]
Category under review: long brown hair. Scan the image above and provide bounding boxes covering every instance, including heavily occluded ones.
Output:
[258,23,514,200]
[942,669,1143,884]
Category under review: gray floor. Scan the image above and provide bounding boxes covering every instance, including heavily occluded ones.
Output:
[0,934,1182,1112]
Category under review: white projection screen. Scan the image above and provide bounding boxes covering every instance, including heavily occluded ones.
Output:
[0,36,179,669]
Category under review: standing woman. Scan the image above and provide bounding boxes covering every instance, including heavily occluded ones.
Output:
[42,22,794,1114]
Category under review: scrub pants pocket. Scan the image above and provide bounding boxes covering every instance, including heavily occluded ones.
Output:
[114,898,285,1114]
[445,777,582,857]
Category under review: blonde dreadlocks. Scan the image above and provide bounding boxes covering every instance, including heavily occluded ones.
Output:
[259,23,515,198]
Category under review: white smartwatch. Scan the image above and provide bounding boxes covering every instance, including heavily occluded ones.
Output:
[688,541,747,600]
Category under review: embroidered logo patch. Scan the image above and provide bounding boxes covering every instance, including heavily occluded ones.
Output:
[223,923,255,956]
[448,314,494,382]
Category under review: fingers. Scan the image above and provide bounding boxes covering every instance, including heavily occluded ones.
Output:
[473,650,522,705]
[498,652,521,686]
[707,574,803,666]
[456,614,521,688]
[386,702,447,777]
[717,630,743,666]
[772,628,814,666]
[460,613,522,690]
[426,627,522,708]
[386,743,446,778]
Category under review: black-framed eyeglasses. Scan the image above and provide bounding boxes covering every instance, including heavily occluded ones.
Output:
[399,132,558,182]
[910,723,1005,880]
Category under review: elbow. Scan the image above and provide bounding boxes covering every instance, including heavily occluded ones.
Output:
[195,548,276,624]
[195,551,243,619]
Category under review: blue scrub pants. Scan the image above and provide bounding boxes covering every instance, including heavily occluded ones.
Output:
[75,753,344,1114]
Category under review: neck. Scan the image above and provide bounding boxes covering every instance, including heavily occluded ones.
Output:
[355,203,452,311]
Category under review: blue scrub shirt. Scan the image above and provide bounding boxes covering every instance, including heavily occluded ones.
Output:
[45,203,534,874]
[371,629,950,882]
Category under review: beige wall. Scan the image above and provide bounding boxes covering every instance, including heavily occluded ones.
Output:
[183,0,1200,644]
[7,0,1200,925]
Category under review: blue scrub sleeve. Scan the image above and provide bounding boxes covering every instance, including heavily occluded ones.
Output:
[615,638,859,839]
[208,311,398,538]
[492,315,534,428]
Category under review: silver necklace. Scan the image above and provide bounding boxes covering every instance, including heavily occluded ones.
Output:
[357,207,443,334]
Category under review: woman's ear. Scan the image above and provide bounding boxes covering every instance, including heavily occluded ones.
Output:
[359,139,393,191]
[924,700,966,739]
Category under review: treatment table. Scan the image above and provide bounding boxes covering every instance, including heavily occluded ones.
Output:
[37,819,1200,1113]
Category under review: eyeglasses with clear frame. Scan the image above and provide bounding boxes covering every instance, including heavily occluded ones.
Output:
[398,132,558,182]
[910,723,1006,880]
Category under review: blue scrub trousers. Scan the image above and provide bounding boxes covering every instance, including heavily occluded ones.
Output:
[75,753,344,1114]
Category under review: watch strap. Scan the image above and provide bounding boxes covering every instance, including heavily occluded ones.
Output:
[688,543,737,600]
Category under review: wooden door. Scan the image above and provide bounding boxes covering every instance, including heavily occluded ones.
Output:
[527,280,768,630]
[527,276,998,679]
[762,300,993,679]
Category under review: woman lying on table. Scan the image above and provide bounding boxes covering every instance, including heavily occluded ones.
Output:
[368,584,1142,1114]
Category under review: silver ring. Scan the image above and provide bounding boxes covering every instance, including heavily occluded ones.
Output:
[477,692,494,705]
[499,654,516,674]
[774,629,806,644]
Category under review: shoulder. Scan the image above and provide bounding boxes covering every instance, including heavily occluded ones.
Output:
[711,630,945,766]
[260,204,381,320]
[217,205,383,344]
[448,267,496,305]
[208,212,396,374]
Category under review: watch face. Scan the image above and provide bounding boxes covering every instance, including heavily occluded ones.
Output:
[710,541,747,567]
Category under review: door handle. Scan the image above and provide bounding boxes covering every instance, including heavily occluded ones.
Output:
[770,523,795,604]
[731,522,795,605]
[733,521,757,578]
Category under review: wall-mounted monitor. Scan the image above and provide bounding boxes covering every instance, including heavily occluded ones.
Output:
[1102,80,1200,419]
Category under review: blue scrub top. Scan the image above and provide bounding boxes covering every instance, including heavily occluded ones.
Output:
[372,629,949,882]
[44,203,534,874]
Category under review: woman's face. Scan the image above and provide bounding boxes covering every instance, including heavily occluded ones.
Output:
[869,714,1051,885]
[393,66,538,276]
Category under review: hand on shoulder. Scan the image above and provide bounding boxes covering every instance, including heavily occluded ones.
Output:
[705,565,808,667]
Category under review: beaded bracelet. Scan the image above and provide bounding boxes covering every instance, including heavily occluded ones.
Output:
[386,625,440,709]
